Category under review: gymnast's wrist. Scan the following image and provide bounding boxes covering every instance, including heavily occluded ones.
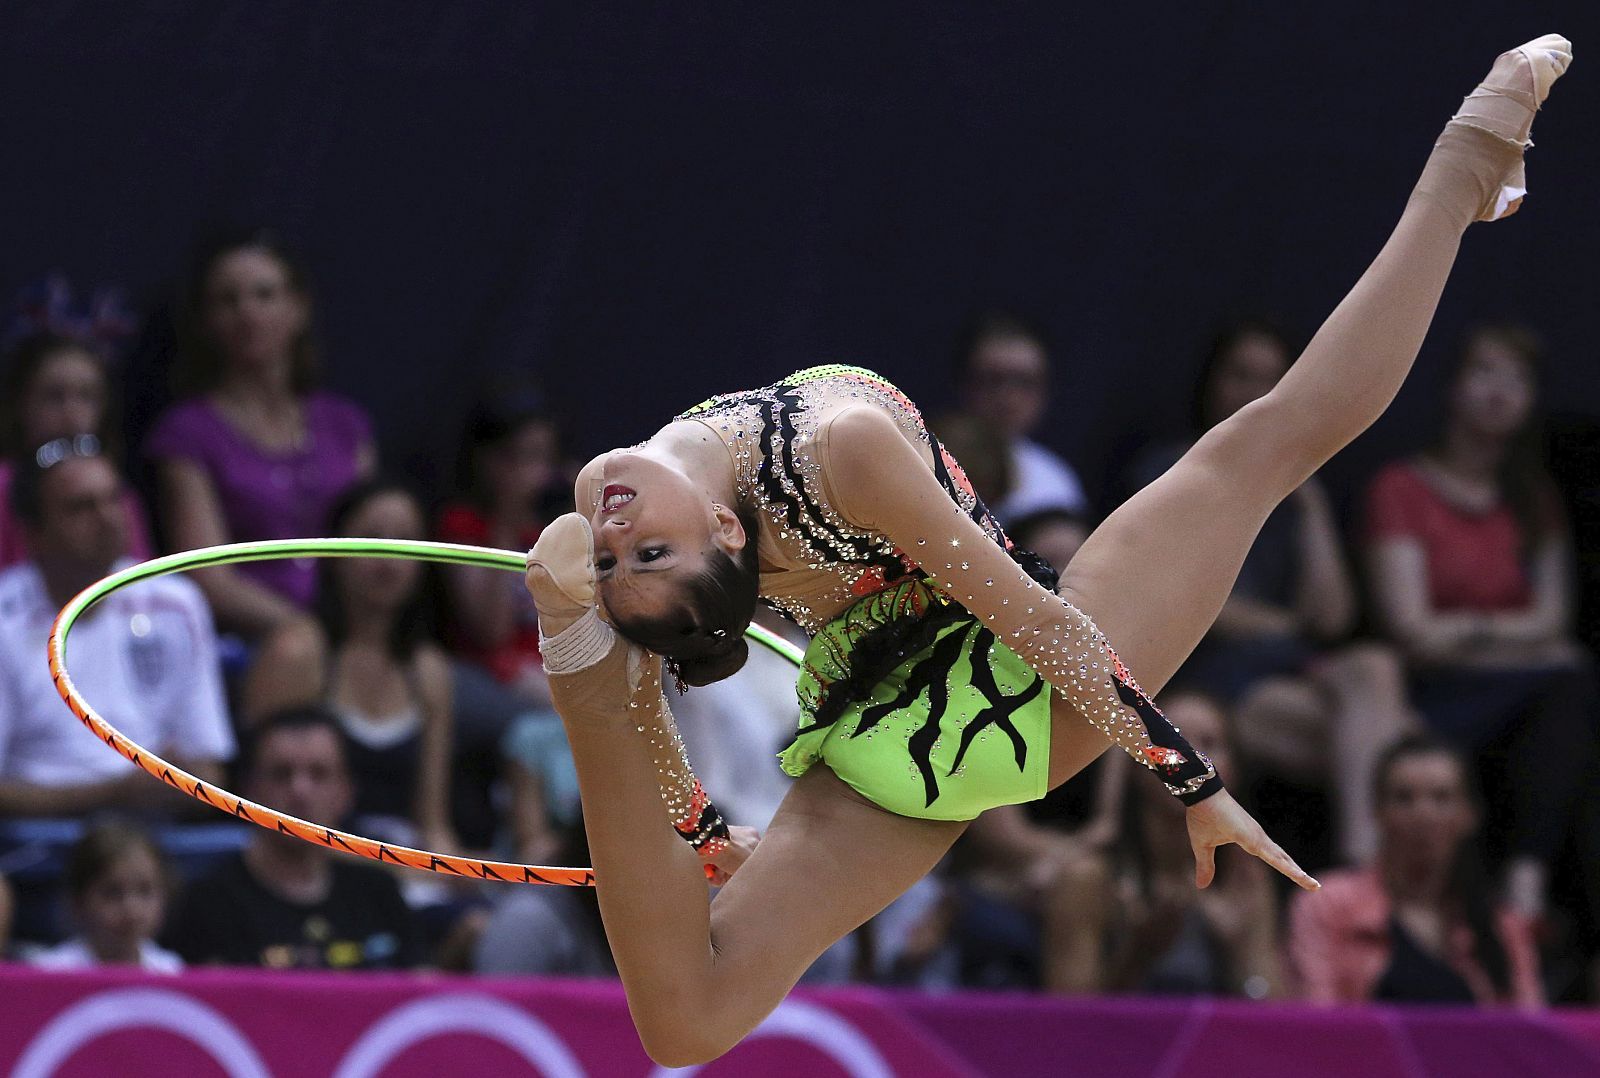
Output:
[1176,773,1226,807]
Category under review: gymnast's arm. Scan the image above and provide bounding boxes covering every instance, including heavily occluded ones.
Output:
[819,406,1222,804]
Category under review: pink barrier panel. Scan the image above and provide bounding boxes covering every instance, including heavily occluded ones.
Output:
[1,964,1598,1078]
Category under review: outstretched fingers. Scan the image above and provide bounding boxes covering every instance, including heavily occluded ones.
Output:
[1251,839,1320,892]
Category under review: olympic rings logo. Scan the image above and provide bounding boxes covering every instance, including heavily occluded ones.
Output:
[11,989,894,1077]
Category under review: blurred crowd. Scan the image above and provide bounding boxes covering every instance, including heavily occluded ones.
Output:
[1,231,1596,1012]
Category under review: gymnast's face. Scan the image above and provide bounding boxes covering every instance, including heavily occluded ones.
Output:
[587,450,746,624]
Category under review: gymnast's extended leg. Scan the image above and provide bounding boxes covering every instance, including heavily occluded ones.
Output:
[1047,37,1571,786]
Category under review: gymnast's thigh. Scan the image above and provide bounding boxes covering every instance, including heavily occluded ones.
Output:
[704,764,965,1016]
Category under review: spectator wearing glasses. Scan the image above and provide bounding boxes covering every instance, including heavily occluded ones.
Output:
[952,310,1089,523]
[0,439,233,819]
[0,331,152,570]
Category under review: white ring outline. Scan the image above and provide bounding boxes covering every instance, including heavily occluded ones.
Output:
[332,992,586,1078]
[11,986,272,1078]
[647,998,896,1078]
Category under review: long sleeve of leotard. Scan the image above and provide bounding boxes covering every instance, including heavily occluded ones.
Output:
[820,406,1223,804]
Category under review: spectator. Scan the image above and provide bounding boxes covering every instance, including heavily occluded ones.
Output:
[437,401,568,704]
[244,480,456,854]
[0,442,232,819]
[473,693,614,977]
[146,230,375,639]
[953,311,1089,522]
[669,606,809,831]
[1008,507,1090,577]
[1054,691,1283,997]
[1364,323,1596,916]
[953,505,1124,991]
[28,821,182,973]
[0,869,13,958]
[0,331,152,569]
[1131,318,1412,863]
[166,706,419,970]
[928,412,1015,510]
[1288,735,1543,1008]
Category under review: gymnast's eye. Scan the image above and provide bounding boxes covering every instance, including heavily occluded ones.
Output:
[596,554,616,572]
[639,547,667,563]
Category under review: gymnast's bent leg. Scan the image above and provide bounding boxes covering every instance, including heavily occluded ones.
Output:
[527,517,964,1066]
[1048,36,1572,779]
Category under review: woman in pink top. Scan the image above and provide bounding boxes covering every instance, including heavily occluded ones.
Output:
[1364,324,1596,919]
[146,232,376,640]
[0,332,151,568]
[1289,735,1542,1008]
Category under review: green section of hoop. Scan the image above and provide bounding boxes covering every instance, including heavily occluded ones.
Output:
[52,537,805,669]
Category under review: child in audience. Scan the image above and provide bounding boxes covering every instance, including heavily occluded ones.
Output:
[29,822,183,973]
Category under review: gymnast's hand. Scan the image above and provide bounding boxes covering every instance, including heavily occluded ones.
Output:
[703,824,761,886]
[1187,789,1320,892]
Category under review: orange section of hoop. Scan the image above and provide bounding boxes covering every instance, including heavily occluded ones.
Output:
[45,540,597,885]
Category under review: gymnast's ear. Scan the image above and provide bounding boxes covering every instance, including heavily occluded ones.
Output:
[709,502,747,554]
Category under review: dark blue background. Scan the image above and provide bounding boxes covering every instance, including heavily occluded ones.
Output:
[1,3,1594,508]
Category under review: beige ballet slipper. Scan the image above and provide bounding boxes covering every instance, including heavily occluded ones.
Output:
[1447,33,1572,221]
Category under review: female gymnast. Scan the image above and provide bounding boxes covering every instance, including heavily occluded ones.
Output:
[522,36,1570,1065]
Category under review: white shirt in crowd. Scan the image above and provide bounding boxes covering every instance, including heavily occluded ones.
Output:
[0,560,234,787]
[671,626,806,832]
[992,438,1088,523]
[28,937,185,974]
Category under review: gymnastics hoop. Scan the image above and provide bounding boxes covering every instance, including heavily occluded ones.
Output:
[47,538,805,887]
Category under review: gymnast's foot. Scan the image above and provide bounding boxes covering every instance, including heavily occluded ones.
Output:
[526,512,601,635]
[1440,34,1572,222]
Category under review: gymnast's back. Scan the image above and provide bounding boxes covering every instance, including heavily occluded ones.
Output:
[674,365,1008,632]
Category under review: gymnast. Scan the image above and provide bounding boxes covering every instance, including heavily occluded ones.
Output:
[522,36,1570,1065]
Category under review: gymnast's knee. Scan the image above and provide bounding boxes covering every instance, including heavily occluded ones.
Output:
[633,1004,750,1068]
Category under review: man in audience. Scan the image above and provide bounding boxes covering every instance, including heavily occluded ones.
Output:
[0,438,232,819]
[166,706,419,970]
[954,311,1089,523]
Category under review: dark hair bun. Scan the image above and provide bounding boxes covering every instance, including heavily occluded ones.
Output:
[674,639,749,687]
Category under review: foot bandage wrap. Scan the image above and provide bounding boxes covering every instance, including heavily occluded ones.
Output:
[539,607,616,675]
